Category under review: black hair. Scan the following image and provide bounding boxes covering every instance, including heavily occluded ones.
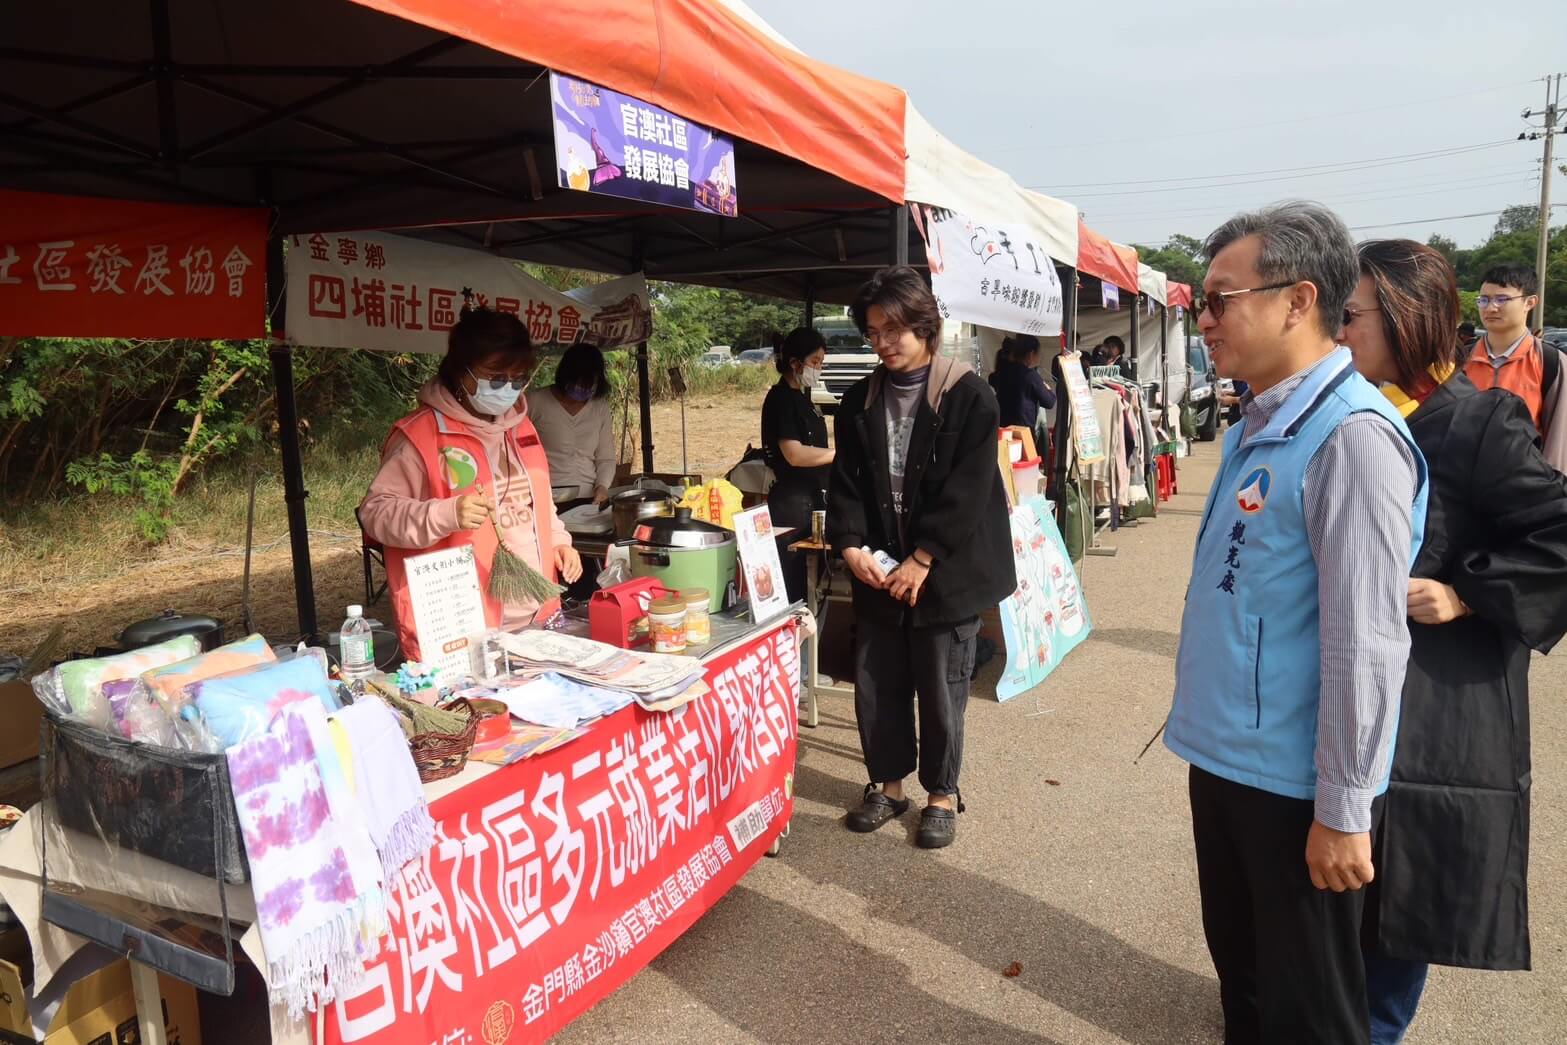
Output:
[1001,333,1040,363]
[437,308,534,396]
[851,266,942,350]
[775,326,826,376]
[1458,321,1476,338]
[1103,335,1126,354]
[1479,264,1538,296]
[554,343,611,399]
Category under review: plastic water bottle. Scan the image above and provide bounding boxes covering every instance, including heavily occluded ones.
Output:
[340,604,375,694]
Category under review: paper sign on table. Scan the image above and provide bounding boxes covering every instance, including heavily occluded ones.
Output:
[402,545,488,680]
[733,505,790,622]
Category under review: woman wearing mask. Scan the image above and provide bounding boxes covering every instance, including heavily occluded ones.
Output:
[361,308,583,660]
[526,343,616,509]
[761,326,834,600]
[1338,240,1567,1045]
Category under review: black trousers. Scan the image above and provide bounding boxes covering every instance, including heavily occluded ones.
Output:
[1189,766,1380,1045]
[767,479,823,603]
[853,613,980,796]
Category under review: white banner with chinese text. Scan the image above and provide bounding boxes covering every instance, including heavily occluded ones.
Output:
[911,203,1064,338]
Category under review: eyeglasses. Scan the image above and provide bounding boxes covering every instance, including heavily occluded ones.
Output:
[1342,305,1380,328]
[469,368,533,391]
[1476,294,1527,309]
[1195,281,1297,321]
[865,327,910,347]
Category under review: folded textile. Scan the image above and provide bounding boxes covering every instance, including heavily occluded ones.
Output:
[332,696,436,880]
[37,635,202,730]
[227,701,382,1019]
[191,653,342,748]
[142,634,276,714]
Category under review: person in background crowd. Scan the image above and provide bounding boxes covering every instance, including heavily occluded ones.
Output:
[1165,202,1428,1045]
[1093,335,1135,380]
[1219,379,1250,426]
[827,266,1015,850]
[761,326,834,601]
[1464,264,1567,471]
[1456,321,1477,351]
[362,309,582,661]
[989,333,1056,432]
[1339,240,1567,1045]
[526,343,616,509]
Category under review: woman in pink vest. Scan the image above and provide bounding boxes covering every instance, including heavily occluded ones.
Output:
[360,309,582,660]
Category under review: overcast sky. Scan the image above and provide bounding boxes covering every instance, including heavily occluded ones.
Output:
[749,0,1567,250]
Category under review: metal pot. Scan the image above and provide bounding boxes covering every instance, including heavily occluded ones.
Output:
[118,609,225,651]
[608,488,674,540]
[630,508,737,611]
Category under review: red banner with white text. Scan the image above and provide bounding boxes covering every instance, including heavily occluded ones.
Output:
[0,189,268,339]
[324,620,799,1045]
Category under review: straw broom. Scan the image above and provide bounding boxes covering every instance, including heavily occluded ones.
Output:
[488,514,565,605]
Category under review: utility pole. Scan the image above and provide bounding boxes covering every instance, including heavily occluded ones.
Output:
[1522,74,1564,332]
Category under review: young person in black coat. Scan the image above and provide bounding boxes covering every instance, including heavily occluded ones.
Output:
[1338,239,1567,1045]
[826,266,1016,849]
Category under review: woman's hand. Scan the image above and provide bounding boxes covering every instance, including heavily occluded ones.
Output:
[1408,578,1467,625]
[842,547,886,590]
[886,555,931,606]
[456,483,491,530]
[592,485,610,506]
[555,544,583,584]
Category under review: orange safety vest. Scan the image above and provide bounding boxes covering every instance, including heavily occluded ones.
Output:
[382,407,560,662]
[1465,333,1547,431]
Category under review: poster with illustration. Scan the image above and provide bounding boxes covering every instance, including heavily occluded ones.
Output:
[734,505,790,623]
[995,496,1092,701]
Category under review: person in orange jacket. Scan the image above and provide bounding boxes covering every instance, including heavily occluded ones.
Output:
[1463,264,1566,471]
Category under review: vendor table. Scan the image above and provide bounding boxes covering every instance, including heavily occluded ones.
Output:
[789,540,854,729]
[0,613,800,1045]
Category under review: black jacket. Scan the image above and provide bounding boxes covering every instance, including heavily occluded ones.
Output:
[827,358,1017,628]
[988,359,1056,430]
[1369,373,1567,970]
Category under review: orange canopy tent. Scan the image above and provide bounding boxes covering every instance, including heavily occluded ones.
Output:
[1075,218,1140,293]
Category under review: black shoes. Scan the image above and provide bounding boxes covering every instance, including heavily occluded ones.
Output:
[915,806,958,848]
[846,783,911,832]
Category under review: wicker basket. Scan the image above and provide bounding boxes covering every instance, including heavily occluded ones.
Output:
[407,698,479,782]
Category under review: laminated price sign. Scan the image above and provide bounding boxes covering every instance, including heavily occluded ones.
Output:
[403,546,488,678]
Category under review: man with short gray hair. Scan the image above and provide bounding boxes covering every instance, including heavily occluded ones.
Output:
[1164,202,1430,1043]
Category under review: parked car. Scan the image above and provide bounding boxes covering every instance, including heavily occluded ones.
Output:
[811,316,878,412]
[736,348,774,366]
[698,350,732,368]
[1186,336,1222,441]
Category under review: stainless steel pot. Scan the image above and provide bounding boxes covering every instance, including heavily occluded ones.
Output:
[608,488,673,540]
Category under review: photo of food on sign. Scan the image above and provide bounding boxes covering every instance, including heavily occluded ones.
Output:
[551,72,738,217]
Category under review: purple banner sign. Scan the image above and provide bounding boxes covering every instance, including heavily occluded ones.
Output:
[551,73,738,217]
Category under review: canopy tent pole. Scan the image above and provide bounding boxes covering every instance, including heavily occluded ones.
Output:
[633,236,654,474]
[1129,293,1141,383]
[801,273,817,326]
[1159,302,1169,424]
[264,229,319,643]
[891,204,909,266]
[1053,266,1077,535]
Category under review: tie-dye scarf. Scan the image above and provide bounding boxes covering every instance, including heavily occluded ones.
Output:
[227,700,386,1019]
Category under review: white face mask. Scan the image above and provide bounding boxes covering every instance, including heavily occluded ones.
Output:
[467,370,527,416]
[798,365,822,389]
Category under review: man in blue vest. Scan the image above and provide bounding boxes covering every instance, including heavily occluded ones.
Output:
[1165,202,1429,1044]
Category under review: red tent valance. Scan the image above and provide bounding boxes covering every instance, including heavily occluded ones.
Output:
[1075,219,1139,294]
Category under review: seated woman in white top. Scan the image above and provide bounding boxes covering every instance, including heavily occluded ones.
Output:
[525,344,616,507]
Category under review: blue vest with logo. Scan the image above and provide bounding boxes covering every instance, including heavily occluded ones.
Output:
[1165,349,1429,800]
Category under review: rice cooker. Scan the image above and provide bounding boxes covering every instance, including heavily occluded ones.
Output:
[629,508,736,611]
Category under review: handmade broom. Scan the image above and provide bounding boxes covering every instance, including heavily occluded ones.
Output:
[488,514,564,605]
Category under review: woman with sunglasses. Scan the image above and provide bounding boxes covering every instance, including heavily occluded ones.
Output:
[361,308,583,661]
[1338,240,1567,1044]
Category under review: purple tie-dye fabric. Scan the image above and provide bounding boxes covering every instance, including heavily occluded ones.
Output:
[227,701,378,1018]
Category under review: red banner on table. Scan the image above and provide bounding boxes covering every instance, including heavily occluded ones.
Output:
[325,621,800,1045]
[0,189,268,339]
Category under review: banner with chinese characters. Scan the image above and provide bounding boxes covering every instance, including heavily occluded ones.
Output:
[0,189,266,338]
[550,73,738,217]
[995,496,1092,701]
[284,230,652,354]
[324,620,799,1045]
[911,203,1063,337]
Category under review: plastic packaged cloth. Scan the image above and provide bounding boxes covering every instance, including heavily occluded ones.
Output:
[676,478,744,530]
[141,633,276,717]
[188,649,344,748]
[31,635,202,731]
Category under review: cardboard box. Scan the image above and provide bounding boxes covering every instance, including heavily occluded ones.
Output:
[0,942,201,1045]
[0,680,44,772]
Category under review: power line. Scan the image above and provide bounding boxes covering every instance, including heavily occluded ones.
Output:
[991,79,1540,156]
[1047,141,1524,198]
[1346,210,1507,231]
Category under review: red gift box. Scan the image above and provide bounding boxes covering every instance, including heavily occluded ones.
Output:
[589,577,670,648]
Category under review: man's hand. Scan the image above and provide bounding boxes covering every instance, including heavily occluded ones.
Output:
[1305,820,1374,892]
[842,547,887,590]
[456,483,492,530]
[592,485,610,506]
[1408,578,1467,625]
[886,556,931,606]
[554,544,583,584]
